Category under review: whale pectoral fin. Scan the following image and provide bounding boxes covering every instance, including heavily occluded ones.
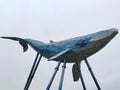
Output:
[1,36,28,52]
[48,48,72,61]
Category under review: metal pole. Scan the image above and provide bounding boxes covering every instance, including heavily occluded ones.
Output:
[46,60,61,90]
[24,53,42,90]
[77,63,86,90]
[24,53,39,90]
[84,58,101,90]
[58,60,66,90]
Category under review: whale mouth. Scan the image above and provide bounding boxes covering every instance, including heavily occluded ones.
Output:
[109,28,118,33]
[90,28,118,42]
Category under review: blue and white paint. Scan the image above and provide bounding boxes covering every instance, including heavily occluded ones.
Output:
[1,28,118,63]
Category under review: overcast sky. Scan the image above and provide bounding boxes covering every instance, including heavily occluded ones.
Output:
[0,0,120,90]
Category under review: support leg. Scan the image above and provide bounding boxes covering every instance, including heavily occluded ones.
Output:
[24,53,42,90]
[84,58,101,90]
[46,60,61,90]
[58,60,66,90]
[76,63,86,90]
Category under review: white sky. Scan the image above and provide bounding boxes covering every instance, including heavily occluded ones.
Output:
[0,0,120,90]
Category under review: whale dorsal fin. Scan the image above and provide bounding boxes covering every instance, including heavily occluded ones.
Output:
[50,40,54,43]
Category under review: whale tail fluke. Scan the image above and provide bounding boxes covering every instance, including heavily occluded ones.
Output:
[1,36,28,52]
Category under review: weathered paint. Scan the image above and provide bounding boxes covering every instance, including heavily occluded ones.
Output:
[1,28,118,63]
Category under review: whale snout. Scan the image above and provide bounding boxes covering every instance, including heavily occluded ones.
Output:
[90,28,118,42]
[109,28,118,33]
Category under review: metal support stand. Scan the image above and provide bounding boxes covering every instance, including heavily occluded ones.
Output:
[24,53,42,90]
[23,56,101,90]
[58,60,66,90]
[76,63,86,90]
[84,58,101,90]
[46,60,61,90]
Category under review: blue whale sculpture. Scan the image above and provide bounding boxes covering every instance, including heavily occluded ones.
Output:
[1,28,118,63]
[1,28,118,87]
